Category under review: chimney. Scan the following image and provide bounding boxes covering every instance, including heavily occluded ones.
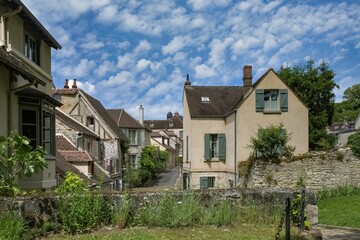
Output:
[243,65,253,88]
[64,79,69,89]
[72,79,77,89]
[139,105,144,124]
[184,73,191,86]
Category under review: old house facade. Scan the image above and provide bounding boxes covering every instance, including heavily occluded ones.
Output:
[182,66,309,190]
[53,81,127,190]
[0,0,61,190]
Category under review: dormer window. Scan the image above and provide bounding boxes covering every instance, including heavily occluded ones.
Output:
[169,120,173,127]
[24,32,40,65]
[201,96,210,102]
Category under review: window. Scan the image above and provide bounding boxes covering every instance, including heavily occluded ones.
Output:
[256,89,288,112]
[20,99,56,156]
[128,129,137,144]
[204,133,226,161]
[129,155,137,169]
[200,176,215,190]
[86,116,94,126]
[179,130,183,139]
[201,96,210,102]
[24,32,40,65]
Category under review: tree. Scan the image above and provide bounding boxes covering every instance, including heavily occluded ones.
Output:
[278,59,338,150]
[333,84,360,122]
[0,131,47,196]
[347,131,360,157]
[249,123,295,160]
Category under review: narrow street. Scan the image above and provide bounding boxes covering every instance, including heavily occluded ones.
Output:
[152,166,180,188]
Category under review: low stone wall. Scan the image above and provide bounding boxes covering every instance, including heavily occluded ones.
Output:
[0,189,316,227]
[245,149,360,190]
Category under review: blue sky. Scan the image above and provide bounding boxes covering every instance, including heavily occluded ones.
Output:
[23,0,360,120]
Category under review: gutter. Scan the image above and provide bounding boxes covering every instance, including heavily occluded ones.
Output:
[0,6,22,47]
[234,109,237,188]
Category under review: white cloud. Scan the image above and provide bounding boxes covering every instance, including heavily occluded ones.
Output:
[187,0,211,11]
[162,36,188,55]
[97,4,119,22]
[136,59,152,72]
[194,64,217,79]
[95,61,115,77]
[134,40,152,54]
[209,38,233,67]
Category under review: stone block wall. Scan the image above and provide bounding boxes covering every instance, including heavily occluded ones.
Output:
[244,149,360,190]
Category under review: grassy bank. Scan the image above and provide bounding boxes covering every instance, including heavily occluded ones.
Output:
[318,186,360,228]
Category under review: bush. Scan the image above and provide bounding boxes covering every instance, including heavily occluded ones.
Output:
[348,131,360,157]
[0,211,27,240]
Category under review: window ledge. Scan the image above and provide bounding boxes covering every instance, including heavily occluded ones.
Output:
[263,110,281,114]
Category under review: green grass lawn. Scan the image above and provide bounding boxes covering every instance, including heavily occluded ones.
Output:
[318,194,360,228]
[47,225,306,240]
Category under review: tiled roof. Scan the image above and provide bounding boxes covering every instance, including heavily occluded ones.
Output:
[151,138,176,151]
[56,109,99,139]
[329,121,356,133]
[53,88,78,95]
[107,108,145,129]
[143,113,183,130]
[78,90,128,141]
[58,150,93,162]
[184,86,244,117]
[56,135,77,151]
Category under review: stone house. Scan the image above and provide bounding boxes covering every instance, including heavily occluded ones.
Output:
[182,66,309,190]
[0,0,62,190]
[144,111,183,165]
[53,81,128,190]
[150,130,177,168]
[107,108,151,169]
[329,112,360,147]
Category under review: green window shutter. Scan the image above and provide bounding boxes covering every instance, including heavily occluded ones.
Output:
[204,134,211,161]
[200,177,208,190]
[218,133,226,160]
[280,89,288,112]
[255,89,264,112]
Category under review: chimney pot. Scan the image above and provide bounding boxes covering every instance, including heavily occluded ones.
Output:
[72,79,77,89]
[139,105,144,124]
[243,65,253,88]
[64,79,69,89]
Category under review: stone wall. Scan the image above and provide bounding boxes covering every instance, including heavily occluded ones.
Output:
[244,149,360,190]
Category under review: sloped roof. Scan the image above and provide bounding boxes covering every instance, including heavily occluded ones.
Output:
[143,113,183,130]
[6,0,61,49]
[56,108,99,139]
[184,86,244,117]
[151,137,176,151]
[56,135,77,151]
[107,108,145,129]
[58,150,93,162]
[329,121,356,133]
[0,48,46,86]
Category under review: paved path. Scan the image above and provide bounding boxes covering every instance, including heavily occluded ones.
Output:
[317,225,360,240]
[152,166,180,188]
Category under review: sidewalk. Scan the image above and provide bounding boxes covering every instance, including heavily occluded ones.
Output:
[316,224,360,240]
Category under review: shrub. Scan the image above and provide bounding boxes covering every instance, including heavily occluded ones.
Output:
[0,211,27,240]
[348,131,360,157]
[56,172,87,193]
[114,194,133,228]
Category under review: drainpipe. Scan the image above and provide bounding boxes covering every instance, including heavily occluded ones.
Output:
[1,6,22,47]
[7,74,36,135]
[234,109,237,188]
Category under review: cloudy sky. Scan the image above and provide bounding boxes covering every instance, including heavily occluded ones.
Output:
[22,0,360,120]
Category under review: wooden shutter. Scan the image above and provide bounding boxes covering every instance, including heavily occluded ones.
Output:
[204,134,211,161]
[256,89,264,112]
[200,177,208,190]
[280,89,288,112]
[218,134,226,160]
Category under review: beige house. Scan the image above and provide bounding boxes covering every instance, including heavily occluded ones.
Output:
[0,0,62,190]
[53,81,128,191]
[107,108,151,169]
[182,66,308,190]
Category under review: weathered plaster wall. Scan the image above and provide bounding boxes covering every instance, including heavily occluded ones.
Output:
[244,149,360,190]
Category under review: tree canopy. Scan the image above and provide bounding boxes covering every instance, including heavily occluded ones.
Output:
[278,59,338,150]
[333,83,360,122]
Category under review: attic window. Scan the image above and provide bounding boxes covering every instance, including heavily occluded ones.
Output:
[201,96,210,102]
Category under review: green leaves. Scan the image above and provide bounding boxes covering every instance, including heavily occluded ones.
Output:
[0,131,47,196]
[278,59,338,150]
[347,131,360,157]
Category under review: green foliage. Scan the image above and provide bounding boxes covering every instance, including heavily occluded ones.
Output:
[335,152,344,162]
[202,199,232,226]
[57,172,87,193]
[0,131,47,196]
[249,123,294,160]
[290,194,310,230]
[347,131,360,157]
[334,83,360,122]
[58,193,114,234]
[278,59,338,150]
[317,185,360,200]
[0,211,27,240]
[114,194,133,229]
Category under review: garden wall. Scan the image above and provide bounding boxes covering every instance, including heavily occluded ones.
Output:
[244,149,360,190]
